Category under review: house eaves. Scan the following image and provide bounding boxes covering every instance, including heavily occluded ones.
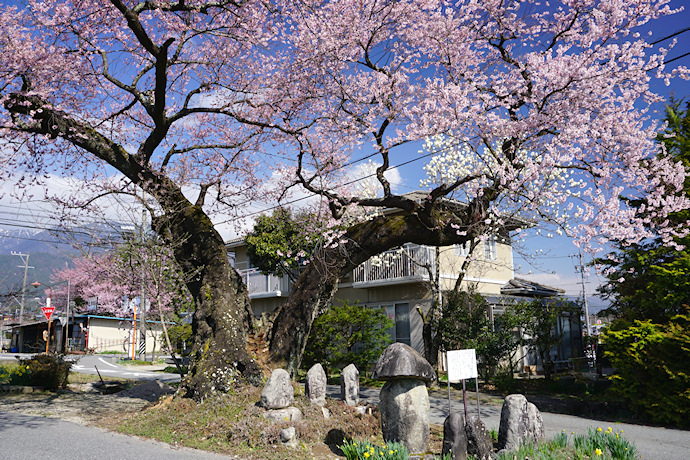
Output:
[500,277,565,298]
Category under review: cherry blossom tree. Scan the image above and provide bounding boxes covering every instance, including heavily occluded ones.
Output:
[1,0,688,382]
[50,254,131,317]
[264,0,690,373]
[50,242,190,317]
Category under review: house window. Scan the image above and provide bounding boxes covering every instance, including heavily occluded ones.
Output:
[483,235,497,260]
[382,303,411,346]
[454,241,471,257]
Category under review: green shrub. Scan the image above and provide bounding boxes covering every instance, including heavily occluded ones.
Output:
[19,354,73,390]
[602,313,690,427]
[304,301,394,374]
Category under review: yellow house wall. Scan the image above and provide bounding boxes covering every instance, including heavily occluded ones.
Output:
[436,240,513,295]
[87,317,165,353]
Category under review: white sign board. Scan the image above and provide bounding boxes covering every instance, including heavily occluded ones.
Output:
[447,349,478,382]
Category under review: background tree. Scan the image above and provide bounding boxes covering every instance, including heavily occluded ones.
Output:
[246,208,323,282]
[51,235,193,364]
[51,253,132,317]
[302,301,394,375]
[601,312,690,427]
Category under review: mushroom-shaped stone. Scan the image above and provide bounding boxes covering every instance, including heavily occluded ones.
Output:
[373,342,437,382]
[374,343,437,455]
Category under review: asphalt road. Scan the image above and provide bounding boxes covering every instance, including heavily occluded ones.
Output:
[71,354,182,384]
[0,410,235,460]
[0,353,182,383]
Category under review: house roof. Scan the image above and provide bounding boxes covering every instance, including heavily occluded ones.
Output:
[500,277,565,298]
[225,236,245,248]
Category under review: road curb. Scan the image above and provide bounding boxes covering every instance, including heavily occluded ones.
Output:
[0,384,43,393]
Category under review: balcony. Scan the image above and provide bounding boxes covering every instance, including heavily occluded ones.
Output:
[352,244,436,288]
[238,269,291,298]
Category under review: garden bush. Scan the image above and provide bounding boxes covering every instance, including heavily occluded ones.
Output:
[303,301,393,374]
[18,354,73,390]
[602,313,690,427]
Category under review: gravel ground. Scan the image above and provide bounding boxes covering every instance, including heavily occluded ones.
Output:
[0,381,174,426]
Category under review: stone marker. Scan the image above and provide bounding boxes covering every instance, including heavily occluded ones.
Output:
[306,363,327,407]
[441,412,468,460]
[260,368,293,409]
[497,394,545,451]
[465,415,493,460]
[340,363,359,406]
[373,342,437,455]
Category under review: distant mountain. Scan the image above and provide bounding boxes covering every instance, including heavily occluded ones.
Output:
[0,227,69,254]
[0,222,130,300]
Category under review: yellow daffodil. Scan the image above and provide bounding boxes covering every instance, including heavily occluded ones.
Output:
[363,453,370,458]
[595,448,603,456]
[597,427,603,432]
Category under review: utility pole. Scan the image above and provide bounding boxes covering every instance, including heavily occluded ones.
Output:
[575,251,592,337]
[139,201,147,360]
[12,252,33,325]
[64,266,71,353]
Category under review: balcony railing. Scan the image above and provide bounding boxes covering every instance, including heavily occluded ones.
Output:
[352,244,436,287]
[238,269,291,298]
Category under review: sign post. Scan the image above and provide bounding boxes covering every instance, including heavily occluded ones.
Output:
[42,298,55,353]
[446,349,481,420]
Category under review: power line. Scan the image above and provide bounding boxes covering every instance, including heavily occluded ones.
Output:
[215,138,458,225]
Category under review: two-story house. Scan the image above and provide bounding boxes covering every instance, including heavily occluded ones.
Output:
[228,198,517,355]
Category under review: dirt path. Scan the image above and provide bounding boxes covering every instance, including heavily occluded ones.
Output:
[0,381,173,426]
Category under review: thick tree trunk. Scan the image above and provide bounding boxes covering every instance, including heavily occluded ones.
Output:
[269,209,482,374]
[268,259,342,376]
[153,203,261,399]
[5,85,262,401]
[269,215,415,374]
